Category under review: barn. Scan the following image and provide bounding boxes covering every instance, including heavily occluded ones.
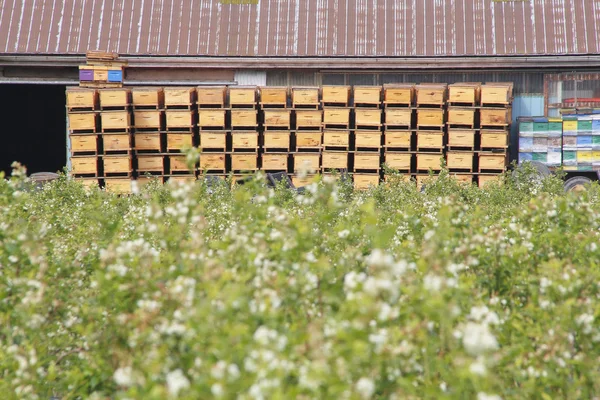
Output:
[0,0,599,176]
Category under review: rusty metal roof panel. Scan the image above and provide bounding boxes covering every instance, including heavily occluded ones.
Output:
[1,0,598,57]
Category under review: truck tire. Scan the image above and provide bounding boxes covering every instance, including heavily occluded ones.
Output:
[564,176,592,192]
[513,161,551,178]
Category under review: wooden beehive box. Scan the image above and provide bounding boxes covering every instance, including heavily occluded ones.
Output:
[383,84,414,106]
[131,88,163,108]
[231,153,258,170]
[355,131,382,148]
[104,179,132,194]
[71,156,98,175]
[323,130,350,147]
[446,152,474,170]
[169,155,191,171]
[164,87,195,106]
[67,88,98,109]
[480,84,513,105]
[134,133,161,151]
[292,87,320,107]
[103,155,131,173]
[385,152,411,170]
[199,153,226,171]
[99,88,131,108]
[447,108,475,126]
[384,131,412,148]
[417,153,443,171]
[263,109,291,127]
[354,174,379,189]
[416,84,447,105]
[292,175,317,187]
[231,132,259,149]
[70,135,97,153]
[263,131,290,149]
[480,130,508,148]
[355,109,382,126]
[137,155,164,171]
[417,109,444,127]
[75,178,99,189]
[323,108,350,125]
[417,132,444,148]
[167,133,193,150]
[479,153,507,171]
[134,110,161,128]
[293,153,320,171]
[478,174,502,187]
[230,109,257,127]
[480,108,511,126]
[261,153,288,170]
[354,153,381,170]
[259,87,288,106]
[68,113,97,131]
[166,110,194,127]
[199,132,227,149]
[449,174,474,184]
[198,109,226,127]
[447,129,475,148]
[103,134,131,152]
[229,86,256,106]
[296,131,322,148]
[322,151,349,169]
[385,108,412,126]
[448,84,479,104]
[353,86,381,105]
[196,86,226,106]
[168,175,196,184]
[295,110,322,127]
[322,86,350,105]
[101,111,130,130]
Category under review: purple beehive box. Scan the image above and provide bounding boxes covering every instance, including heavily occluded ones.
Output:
[79,69,93,81]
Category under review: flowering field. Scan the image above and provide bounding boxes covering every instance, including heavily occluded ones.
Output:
[2,164,600,399]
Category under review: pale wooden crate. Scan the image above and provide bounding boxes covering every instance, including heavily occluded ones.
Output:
[447,108,475,126]
[169,155,191,172]
[446,152,474,170]
[230,109,257,127]
[134,133,161,151]
[198,109,226,127]
[164,87,196,106]
[263,109,291,127]
[323,108,350,125]
[385,152,411,170]
[99,88,131,108]
[131,88,163,107]
[354,173,380,189]
[92,66,108,82]
[354,152,381,170]
[104,179,132,194]
[103,134,131,152]
[167,133,193,151]
[229,86,257,106]
[68,112,97,131]
[137,155,164,172]
[293,153,321,171]
[71,156,98,175]
[449,173,474,184]
[166,110,194,128]
[478,174,503,187]
[447,129,476,148]
[292,87,320,107]
[322,86,350,104]
[74,177,99,189]
[384,130,412,148]
[355,131,382,148]
[101,111,131,130]
[480,131,509,148]
[167,175,197,184]
[70,135,97,153]
[383,84,414,106]
[323,130,350,148]
[480,108,511,126]
[416,153,444,171]
[322,151,349,170]
[416,132,444,149]
[197,86,226,106]
[417,108,444,126]
[263,131,290,150]
[480,84,513,105]
[103,155,132,174]
[259,87,288,106]
[292,175,318,187]
[385,108,412,126]
[231,131,259,149]
[295,109,322,127]
[261,153,288,170]
[231,153,258,170]
[66,88,98,109]
[415,84,447,105]
[199,153,226,171]
[353,86,381,105]
[134,110,162,128]
[355,108,382,126]
[479,153,507,171]
[448,84,480,104]
[199,132,226,149]
[296,131,322,148]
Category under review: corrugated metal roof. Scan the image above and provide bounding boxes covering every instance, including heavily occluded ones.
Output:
[1,0,598,57]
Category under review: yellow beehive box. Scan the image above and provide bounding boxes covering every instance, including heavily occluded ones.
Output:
[102,134,131,152]
[196,86,226,106]
[259,87,288,106]
[229,87,256,106]
[417,108,444,126]
[417,153,443,171]
[447,108,475,126]
[263,131,290,149]
[384,131,412,148]
[296,131,322,148]
[198,109,226,127]
[169,155,191,171]
[132,87,163,108]
[99,88,130,108]
[165,110,194,128]
[449,173,474,184]
[263,109,291,127]
[354,153,381,170]
[293,153,320,171]
[448,84,479,104]
[478,174,502,187]
[415,84,446,105]
[70,134,97,153]
[231,132,259,149]
[133,110,161,129]
[355,131,382,148]
[199,153,226,171]
[383,84,414,106]
[480,108,511,126]
[322,151,349,170]
[134,133,161,151]
[295,110,322,127]
[385,152,411,170]
[353,86,381,105]
[199,132,226,149]
[137,155,164,172]
[67,88,98,109]
[322,86,350,104]
[355,109,382,126]
[231,109,257,127]
[292,87,320,107]
[446,152,474,170]
[104,179,132,194]
[354,174,379,189]
[261,153,288,170]
[103,155,131,174]
[480,131,508,148]
[101,111,130,130]
[167,134,193,151]
[323,108,350,125]
[417,132,444,148]
[71,156,98,175]
[231,153,258,170]
[447,129,475,148]
[68,112,97,131]
[292,175,317,187]
[479,153,507,171]
[323,130,350,147]
[164,87,195,106]
[385,108,412,127]
[480,84,512,105]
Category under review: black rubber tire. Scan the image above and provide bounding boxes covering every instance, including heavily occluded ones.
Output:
[513,161,551,179]
[564,176,592,192]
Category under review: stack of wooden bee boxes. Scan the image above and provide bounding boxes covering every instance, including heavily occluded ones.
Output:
[260,87,291,178]
[383,84,414,183]
[352,86,383,189]
[291,87,322,184]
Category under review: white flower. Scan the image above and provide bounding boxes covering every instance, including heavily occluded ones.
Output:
[305,252,317,263]
[366,249,394,267]
[477,393,502,400]
[211,360,228,379]
[211,383,224,397]
[576,313,594,334]
[227,363,240,380]
[423,274,443,291]
[355,377,375,399]
[338,229,350,238]
[469,357,487,376]
[113,366,133,387]
[166,369,190,397]
[468,306,500,325]
[462,322,498,356]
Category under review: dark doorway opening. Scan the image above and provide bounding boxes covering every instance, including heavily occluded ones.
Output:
[0,84,67,176]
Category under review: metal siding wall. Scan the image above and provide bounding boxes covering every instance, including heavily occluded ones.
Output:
[234,70,267,86]
[510,95,545,162]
